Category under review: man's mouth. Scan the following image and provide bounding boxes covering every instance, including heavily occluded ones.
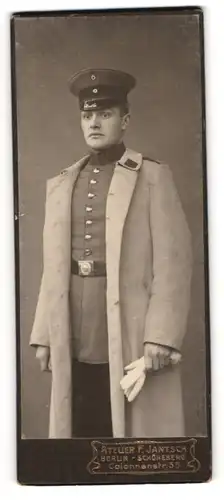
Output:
[89,133,104,138]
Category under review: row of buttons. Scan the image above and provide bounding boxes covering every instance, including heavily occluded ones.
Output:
[84,167,100,256]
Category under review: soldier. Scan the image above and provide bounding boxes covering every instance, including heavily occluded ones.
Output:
[30,68,192,438]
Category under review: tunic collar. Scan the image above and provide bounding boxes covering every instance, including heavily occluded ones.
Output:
[88,142,125,166]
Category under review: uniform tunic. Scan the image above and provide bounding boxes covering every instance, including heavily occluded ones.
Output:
[69,142,125,364]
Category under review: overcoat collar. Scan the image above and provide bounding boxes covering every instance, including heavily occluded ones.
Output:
[47,146,142,188]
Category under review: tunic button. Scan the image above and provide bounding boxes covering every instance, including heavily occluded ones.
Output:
[90,179,97,184]
[85,249,92,256]
[85,206,92,212]
[85,234,92,240]
[88,193,95,198]
[93,168,100,173]
[86,220,93,225]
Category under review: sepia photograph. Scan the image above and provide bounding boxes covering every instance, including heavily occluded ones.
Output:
[11,7,211,483]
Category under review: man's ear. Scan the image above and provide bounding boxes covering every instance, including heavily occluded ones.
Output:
[121,113,130,131]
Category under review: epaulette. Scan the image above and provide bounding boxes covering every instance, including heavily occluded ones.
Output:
[118,148,142,171]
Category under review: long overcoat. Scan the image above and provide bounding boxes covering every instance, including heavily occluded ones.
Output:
[30,148,192,438]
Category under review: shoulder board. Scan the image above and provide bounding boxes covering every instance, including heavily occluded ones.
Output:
[118,148,142,171]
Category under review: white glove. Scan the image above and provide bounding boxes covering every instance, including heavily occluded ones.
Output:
[122,372,146,402]
[120,351,181,402]
[120,357,147,402]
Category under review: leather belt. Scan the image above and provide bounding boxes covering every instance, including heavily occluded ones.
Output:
[71,259,107,277]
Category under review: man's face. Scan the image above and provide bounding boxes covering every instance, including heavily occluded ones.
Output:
[80,106,130,150]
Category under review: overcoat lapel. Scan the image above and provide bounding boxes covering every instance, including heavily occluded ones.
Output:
[106,148,142,437]
[45,155,89,438]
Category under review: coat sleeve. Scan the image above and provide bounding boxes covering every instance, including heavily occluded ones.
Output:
[29,185,49,348]
[144,163,192,351]
[29,272,49,347]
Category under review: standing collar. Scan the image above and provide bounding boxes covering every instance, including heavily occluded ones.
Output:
[88,142,126,166]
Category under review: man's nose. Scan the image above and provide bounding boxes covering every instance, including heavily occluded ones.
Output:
[90,114,101,128]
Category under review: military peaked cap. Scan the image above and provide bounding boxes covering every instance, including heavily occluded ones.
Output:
[68,68,136,111]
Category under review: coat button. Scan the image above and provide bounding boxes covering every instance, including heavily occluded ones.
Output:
[60,169,68,176]
[85,206,93,212]
[85,234,92,240]
[93,168,100,174]
[90,179,97,184]
[86,220,93,225]
[88,193,95,199]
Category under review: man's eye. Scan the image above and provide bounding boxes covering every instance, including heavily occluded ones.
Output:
[83,113,91,120]
[101,111,111,118]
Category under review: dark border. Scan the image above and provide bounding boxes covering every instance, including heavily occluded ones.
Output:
[10,12,22,482]
[11,6,211,485]
[11,6,203,18]
[199,6,212,473]
[18,437,211,485]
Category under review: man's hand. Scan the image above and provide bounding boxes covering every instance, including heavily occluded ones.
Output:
[36,346,51,372]
[144,343,171,371]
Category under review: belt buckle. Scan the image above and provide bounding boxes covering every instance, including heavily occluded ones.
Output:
[78,260,94,276]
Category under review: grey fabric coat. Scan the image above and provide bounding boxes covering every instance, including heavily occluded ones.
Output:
[30,148,192,438]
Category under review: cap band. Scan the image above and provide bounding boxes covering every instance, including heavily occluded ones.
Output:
[79,85,127,110]
[80,96,128,111]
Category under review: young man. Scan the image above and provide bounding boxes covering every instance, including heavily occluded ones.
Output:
[30,68,192,439]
